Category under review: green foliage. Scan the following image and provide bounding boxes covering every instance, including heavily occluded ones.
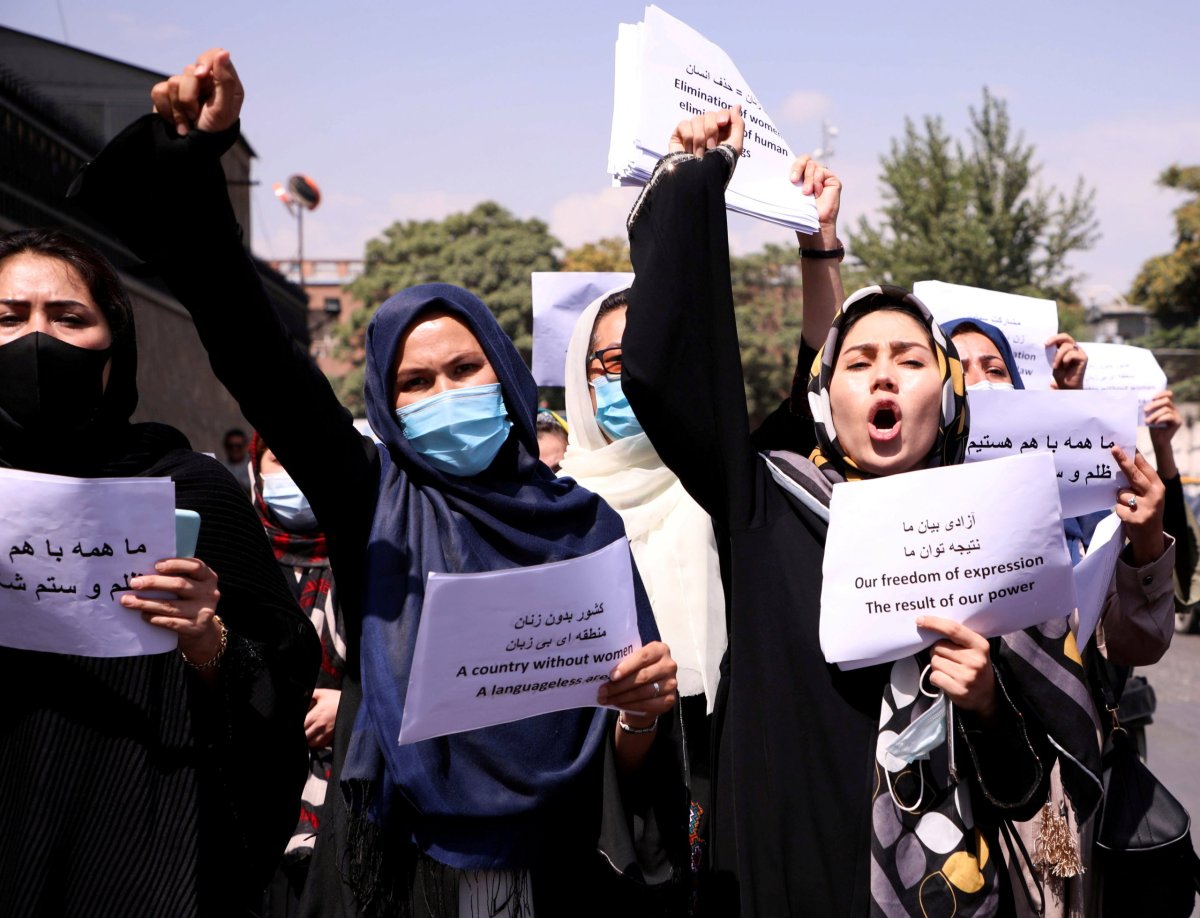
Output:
[331,214,836,427]
[1167,376,1200,403]
[1057,301,1088,341]
[561,237,632,273]
[729,243,806,423]
[1135,324,1200,350]
[337,202,560,413]
[1129,165,1200,328]
[850,89,1097,303]
[1132,326,1200,398]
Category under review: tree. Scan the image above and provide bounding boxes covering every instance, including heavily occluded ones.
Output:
[1129,165,1200,328]
[850,89,1098,303]
[335,202,560,412]
[560,237,632,273]
[1056,301,1088,341]
[729,244,815,424]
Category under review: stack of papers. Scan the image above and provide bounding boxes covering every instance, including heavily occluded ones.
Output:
[608,6,820,234]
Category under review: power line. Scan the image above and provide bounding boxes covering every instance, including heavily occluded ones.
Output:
[55,0,69,43]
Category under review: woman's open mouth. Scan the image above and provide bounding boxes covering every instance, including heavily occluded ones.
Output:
[868,400,902,442]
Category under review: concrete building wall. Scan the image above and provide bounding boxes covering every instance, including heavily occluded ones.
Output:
[0,26,254,243]
[0,26,308,456]
[122,278,252,455]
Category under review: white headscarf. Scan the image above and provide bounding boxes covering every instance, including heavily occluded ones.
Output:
[558,287,726,710]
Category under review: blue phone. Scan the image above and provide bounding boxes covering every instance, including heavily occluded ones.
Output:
[175,510,201,558]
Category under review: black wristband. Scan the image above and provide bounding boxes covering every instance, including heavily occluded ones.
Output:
[799,244,845,261]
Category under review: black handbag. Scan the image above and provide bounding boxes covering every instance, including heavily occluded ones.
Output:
[1089,654,1200,917]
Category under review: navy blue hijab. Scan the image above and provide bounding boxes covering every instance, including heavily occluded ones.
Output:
[344,283,658,871]
[939,317,1024,390]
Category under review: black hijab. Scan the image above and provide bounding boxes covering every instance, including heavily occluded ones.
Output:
[0,228,188,476]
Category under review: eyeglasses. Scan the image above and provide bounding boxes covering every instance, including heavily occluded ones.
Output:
[588,345,623,377]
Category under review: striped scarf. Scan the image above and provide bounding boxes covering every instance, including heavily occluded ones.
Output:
[250,433,346,861]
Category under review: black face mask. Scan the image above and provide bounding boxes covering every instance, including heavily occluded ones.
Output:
[0,332,111,434]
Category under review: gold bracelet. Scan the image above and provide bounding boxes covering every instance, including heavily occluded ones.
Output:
[181,615,227,671]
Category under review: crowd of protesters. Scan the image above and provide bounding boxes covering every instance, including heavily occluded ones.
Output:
[0,45,1191,918]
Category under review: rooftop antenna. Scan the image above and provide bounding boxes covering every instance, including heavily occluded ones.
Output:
[812,122,839,161]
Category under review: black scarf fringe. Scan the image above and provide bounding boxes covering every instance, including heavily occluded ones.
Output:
[344,780,534,917]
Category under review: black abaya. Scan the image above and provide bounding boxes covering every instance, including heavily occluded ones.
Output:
[0,433,320,916]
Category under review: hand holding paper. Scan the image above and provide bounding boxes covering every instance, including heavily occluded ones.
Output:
[918,616,997,723]
[1046,333,1089,390]
[791,155,842,244]
[121,557,223,662]
[609,6,820,233]
[1111,446,1167,566]
[668,106,744,156]
[596,640,677,717]
[1146,390,1182,444]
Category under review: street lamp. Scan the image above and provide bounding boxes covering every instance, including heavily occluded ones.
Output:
[272,174,321,286]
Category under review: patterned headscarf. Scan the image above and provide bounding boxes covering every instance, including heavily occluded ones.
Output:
[805,285,968,485]
[249,431,328,566]
[249,432,345,866]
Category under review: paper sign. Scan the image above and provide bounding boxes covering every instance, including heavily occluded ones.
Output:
[913,280,1059,389]
[964,389,1138,517]
[1080,342,1168,424]
[820,453,1075,669]
[398,539,643,745]
[1073,511,1124,651]
[532,272,635,387]
[608,6,820,233]
[0,467,178,656]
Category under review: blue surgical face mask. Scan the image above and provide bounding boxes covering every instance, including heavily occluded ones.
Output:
[395,382,513,476]
[592,376,644,441]
[261,472,318,530]
[886,694,948,764]
[967,380,1015,392]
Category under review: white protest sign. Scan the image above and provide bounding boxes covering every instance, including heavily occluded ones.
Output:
[398,538,643,745]
[608,20,643,187]
[913,280,1059,389]
[608,6,820,233]
[1073,511,1123,651]
[532,272,634,387]
[0,467,178,656]
[1080,342,1168,425]
[964,389,1138,517]
[820,453,1075,669]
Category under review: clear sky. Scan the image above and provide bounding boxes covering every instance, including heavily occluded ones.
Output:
[5,0,1199,303]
